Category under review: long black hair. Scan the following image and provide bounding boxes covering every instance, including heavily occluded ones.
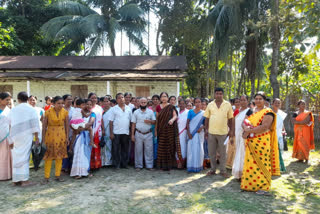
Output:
[52,96,63,104]
[88,92,97,99]
[0,92,11,100]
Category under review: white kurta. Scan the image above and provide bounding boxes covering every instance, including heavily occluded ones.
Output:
[178,109,189,159]
[276,110,287,152]
[8,103,40,182]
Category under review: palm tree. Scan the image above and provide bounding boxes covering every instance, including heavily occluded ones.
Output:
[41,0,147,56]
[207,0,270,98]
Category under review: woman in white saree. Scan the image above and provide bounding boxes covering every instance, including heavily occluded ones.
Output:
[71,99,95,178]
[186,98,205,173]
[177,99,189,168]
[232,95,250,179]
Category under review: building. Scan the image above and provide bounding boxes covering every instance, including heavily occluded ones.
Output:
[0,56,187,106]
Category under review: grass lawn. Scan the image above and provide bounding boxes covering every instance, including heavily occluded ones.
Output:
[0,146,319,214]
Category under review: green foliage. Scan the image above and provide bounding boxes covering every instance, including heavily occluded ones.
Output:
[0,1,66,55]
[41,0,147,56]
[0,22,23,54]
[278,43,310,78]
[282,0,320,47]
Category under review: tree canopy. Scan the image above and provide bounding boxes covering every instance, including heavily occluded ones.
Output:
[0,0,319,102]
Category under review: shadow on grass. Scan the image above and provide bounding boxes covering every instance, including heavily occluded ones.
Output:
[1,150,320,214]
[286,160,310,174]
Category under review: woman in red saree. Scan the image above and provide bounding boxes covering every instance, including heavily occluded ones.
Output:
[88,93,104,170]
[292,100,314,163]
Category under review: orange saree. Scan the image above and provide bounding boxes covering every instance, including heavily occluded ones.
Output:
[292,112,314,161]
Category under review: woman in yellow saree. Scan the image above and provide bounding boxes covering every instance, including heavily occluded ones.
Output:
[241,92,280,195]
[292,100,314,163]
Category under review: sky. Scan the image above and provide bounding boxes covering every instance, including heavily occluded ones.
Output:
[97,10,159,56]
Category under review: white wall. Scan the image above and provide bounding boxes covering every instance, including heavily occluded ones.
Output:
[0,80,179,107]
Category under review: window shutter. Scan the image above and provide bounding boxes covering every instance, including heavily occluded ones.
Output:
[135,86,150,97]
[71,85,88,98]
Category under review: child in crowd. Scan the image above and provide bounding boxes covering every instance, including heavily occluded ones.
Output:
[70,98,96,148]
[44,96,52,111]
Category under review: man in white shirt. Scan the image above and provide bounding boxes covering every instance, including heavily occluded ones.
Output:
[110,93,132,169]
[131,97,156,171]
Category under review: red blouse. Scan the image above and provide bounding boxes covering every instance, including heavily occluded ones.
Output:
[233,109,240,117]
[156,105,162,113]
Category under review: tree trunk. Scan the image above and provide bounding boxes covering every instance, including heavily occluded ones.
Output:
[237,66,245,96]
[120,29,123,56]
[20,0,25,17]
[110,43,116,56]
[206,37,210,97]
[245,36,258,99]
[270,0,280,99]
[156,19,164,56]
[148,9,150,54]
[229,50,233,99]
[257,73,260,92]
[214,53,219,88]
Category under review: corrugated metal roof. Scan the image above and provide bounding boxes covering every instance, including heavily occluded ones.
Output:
[0,56,187,71]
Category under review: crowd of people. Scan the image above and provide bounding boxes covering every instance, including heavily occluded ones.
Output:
[0,88,315,195]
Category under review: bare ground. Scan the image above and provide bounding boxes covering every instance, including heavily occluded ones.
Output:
[0,147,319,214]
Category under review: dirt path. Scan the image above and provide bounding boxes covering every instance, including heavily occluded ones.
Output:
[0,148,319,214]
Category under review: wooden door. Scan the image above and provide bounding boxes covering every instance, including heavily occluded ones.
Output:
[135,86,150,98]
[0,85,13,95]
[71,85,88,98]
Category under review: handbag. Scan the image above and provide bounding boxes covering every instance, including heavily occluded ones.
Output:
[32,142,46,171]
[283,136,288,151]
[99,136,106,148]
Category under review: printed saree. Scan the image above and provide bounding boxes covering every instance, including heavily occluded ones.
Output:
[90,105,103,169]
[241,108,280,192]
[157,104,182,170]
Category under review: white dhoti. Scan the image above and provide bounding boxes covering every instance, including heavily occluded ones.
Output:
[11,134,33,182]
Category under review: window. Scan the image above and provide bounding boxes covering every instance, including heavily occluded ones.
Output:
[0,85,13,95]
[135,86,150,97]
[71,85,88,98]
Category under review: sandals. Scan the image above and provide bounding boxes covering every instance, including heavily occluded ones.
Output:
[55,177,65,182]
[220,172,230,178]
[12,182,21,187]
[256,190,272,196]
[41,179,50,185]
[206,171,216,176]
[20,181,37,187]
